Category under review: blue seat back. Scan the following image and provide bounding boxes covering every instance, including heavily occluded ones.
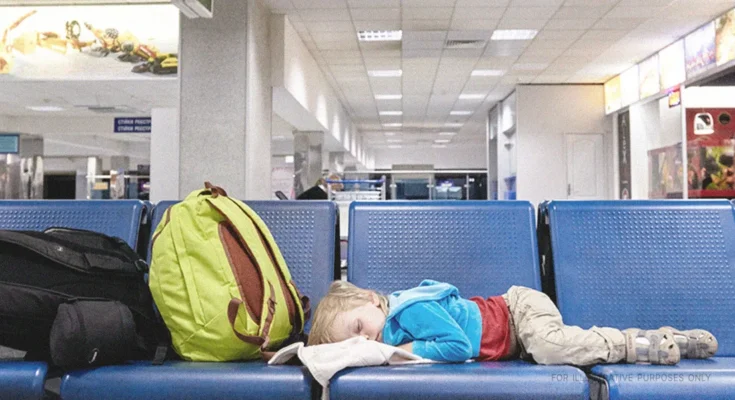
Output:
[0,200,145,248]
[348,201,541,297]
[150,200,337,329]
[545,200,735,356]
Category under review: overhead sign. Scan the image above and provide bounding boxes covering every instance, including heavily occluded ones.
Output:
[685,21,716,78]
[0,5,179,79]
[638,55,660,100]
[620,65,639,107]
[659,40,685,90]
[0,134,20,154]
[715,9,735,66]
[114,117,151,133]
[604,75,622,115]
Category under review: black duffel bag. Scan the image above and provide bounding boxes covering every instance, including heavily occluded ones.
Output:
[0,228,166,368]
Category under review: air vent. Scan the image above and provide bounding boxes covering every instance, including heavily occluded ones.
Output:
[445,39,487,49]
[75,105,141,114]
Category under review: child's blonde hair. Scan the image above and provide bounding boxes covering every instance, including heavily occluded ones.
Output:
[308,281,389,346]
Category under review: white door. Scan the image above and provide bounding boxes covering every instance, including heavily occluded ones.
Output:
[566,133,605,200]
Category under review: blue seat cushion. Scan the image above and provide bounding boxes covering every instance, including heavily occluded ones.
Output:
[331,361,588,400]
[0,361,47,400]
[60,361,312,400]
[589,358,735,400]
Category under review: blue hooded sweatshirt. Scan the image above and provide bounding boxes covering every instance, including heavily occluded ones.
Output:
[380,280,482,362]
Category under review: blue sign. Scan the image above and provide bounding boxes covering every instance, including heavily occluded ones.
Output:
[0,134,20,154]
[114,117,152,133]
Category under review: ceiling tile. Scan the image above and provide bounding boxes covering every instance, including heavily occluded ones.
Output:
[404,7,454,20]
[495,18,549,30]
[353,20,402,30]
[553,6,612,19]
[606,6,666,19]
[291,0,347,8]
[509,0,563,5]
[305,21,354,31]
[475,55,518,68]
[402,19,451,30]
[350,7,400,20]
[402,0,457,6]
[534,29,585,40]
[526,38,576,50]
[456,0,509,6]
[347,0,399,6]
[544,18,596,30]
[452,7,506,20]
[404,31,448,41]
[403,48,444,58]
[403,40,445,49]
[503,6,559,19]
[450,19,499,30]
[592,17,647,30]
[363,58,402,69]
[298,8,351,21]
[316,39,359,50]
[579,29,629,41]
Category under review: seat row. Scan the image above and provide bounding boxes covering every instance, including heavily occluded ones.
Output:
[0,199,733,400]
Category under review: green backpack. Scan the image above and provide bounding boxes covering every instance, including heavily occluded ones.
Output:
[149,183,309,361]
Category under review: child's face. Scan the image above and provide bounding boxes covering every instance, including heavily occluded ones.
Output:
[329,294,386,343]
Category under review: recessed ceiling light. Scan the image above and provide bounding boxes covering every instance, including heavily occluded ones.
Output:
[375,94,403,100]
[435,139,451,144]
[458,93,485,100]
[284,155,294,164]
[384,132,398,136]
[379,111,403,116]
[450,111,472,116]
[26,105,64,112]
[383,123,403,127]
[445,123,464,127]
[388,144,402,149]
[358,30,403,42]
[432,144,447,149]
[491,29,538,41]
[387,139,403,143]
[369,70,403,77]
[471,69,505,77]
[439,131,457,136]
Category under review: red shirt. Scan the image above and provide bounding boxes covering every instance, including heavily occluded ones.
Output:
[470,296,512,361]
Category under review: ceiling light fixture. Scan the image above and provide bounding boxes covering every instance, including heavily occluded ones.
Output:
[384,132,398,136]
[358,30,403,42]
[445,123,464,127]
[491,29,538,41]
[388,144,402,149]
[369,70,403,77]
[512,63,548,71]
[387,139,403,143]
[284,155,294,164]
[450,111,472,116]
[471,69,505,77]
[458,93,485,100]
[383,123,403,127]
[435,139,451,144]
[26,105,64,112]
[379,111,403,116]
[375,94,403,100]
[439,131,457,136]
[432,144,447,149]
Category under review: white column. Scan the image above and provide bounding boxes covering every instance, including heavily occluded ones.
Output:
[150,108,180,202]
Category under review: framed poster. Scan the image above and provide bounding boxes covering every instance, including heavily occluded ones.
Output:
[685,21,716,78]
[659,40,685,90]
[687,108,735,198]
[604,75,622,114]
[638,55,660,100]
[620,65,639,107]
[715,8,735,66]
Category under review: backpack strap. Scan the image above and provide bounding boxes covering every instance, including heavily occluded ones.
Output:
[227,281,277,349]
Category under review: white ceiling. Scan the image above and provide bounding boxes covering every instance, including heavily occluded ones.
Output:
[263,0,735,149]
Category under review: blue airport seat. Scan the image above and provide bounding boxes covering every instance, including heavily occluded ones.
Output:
[0,362,47,400]
[60,200,338,400]
[542,200,735,400]
[0,200,146,400]
[60,361,312,400]
[0,200,145,248]
[336,201,588,399]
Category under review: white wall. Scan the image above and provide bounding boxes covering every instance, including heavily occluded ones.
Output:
[245,0,272,200]
[373,143,487,170]
[516,85,611,208]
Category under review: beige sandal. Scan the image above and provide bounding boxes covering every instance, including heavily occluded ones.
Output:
[624,328,680,365]
[660,327,718,359]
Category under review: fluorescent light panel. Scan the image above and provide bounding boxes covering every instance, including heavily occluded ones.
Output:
[369,69,403,77]
[435,139,450,144]
[358,30,402,42]
[384,132,398,136]
[388,144,402,149]
[375,94,403,100]
[491,29,538,41]
[450,111,472,116]
[387,139,403,143]
[458,93,485,100]
[27,105,64,112]
[379,111,403,116]
[472,69,505,77]
[383,123,403,127]
[445,123,464,127]
[439,131,457,136]
[284,155,294,164]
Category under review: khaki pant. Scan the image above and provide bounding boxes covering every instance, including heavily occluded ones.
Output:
[503,286,626,366]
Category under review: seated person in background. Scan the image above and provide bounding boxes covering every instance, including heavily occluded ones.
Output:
[308,280,718,366]
[297,174,343,200]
